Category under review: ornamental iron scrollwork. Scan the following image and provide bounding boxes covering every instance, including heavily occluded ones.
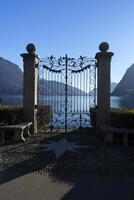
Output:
[39,55,97,132]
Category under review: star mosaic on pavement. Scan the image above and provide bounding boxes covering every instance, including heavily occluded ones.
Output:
[38,138,95,159]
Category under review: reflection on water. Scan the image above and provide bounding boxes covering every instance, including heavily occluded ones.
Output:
[1,95,134,128]
[1,95,134,109]
[1,95,23,106]
[111,96,134,108]
[40,95,95,113]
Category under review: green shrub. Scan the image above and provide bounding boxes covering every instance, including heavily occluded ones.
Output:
[111,108,134,128]
[90,107,134,129]
[90,106,97,127]
[0,105,51,129]
[37,105,52,129]
[0,105,23,125]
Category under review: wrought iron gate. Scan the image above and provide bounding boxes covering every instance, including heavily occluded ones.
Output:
[39,55,96,132]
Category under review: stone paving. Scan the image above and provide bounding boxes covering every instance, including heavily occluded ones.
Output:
[1,128,134,178]
[1,129,134,199]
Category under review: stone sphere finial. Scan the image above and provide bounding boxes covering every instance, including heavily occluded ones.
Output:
[99,42,109,52]
[26,43,36,54]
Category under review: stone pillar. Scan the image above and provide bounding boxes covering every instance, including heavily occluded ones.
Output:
[21,43,39,134]
[95,42,114,128]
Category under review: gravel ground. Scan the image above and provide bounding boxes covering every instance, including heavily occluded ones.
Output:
[1,128,134,178]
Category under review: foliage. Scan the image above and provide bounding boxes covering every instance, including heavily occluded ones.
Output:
[90,106,97,127]
[90,107,134,128]
[111,108,134,128]
[0,105,52,128]
[37,105,52,129]
[0,105,23,125]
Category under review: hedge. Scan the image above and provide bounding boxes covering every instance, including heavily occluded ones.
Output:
[37,105,51,129]
[0,105,23,125]
[90,107,134,129]
[111,108,134,128]
[0,105,51,129]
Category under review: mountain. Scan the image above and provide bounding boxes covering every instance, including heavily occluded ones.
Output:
[111,82,117,93]
[112,64,134,96]
[0,56,119,97]
[89,82,118,95]
[0,57,86,96]
[0,57,23,95]
[39,79,86,95]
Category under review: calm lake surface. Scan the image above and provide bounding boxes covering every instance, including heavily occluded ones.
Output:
[1,95,134,128]
[1,95,134,109]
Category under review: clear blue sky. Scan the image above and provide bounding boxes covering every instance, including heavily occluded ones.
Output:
[0,0,134,83]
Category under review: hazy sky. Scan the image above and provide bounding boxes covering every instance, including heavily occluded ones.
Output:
[0,0,134,83]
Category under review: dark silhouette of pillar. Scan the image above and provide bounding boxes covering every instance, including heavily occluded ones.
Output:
[21,43,39,134]
[95,42,114,128]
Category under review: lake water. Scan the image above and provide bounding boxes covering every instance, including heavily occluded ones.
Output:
[1,95,134,109]
[1,95,134,128]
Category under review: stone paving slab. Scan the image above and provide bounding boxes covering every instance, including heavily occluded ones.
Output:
[1,130,134,199]
[0,173,73,200]
[0,172,134,200]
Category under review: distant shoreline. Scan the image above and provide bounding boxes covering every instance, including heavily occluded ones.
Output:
[0,95,134,108]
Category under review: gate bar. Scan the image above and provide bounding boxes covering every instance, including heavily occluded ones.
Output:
[65,54,68,133]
